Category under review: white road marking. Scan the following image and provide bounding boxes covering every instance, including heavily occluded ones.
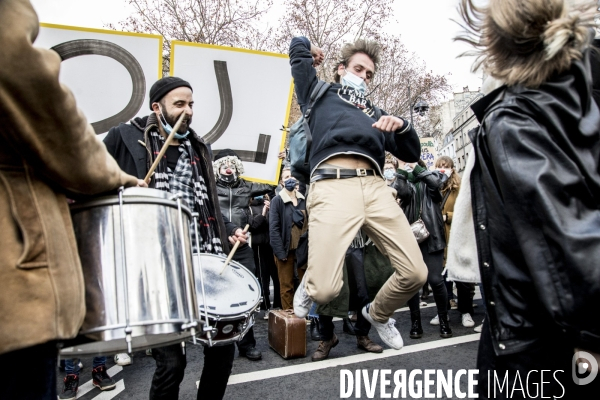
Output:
[73,365,123,398]
[227,333,481,385]
[92,379,125,399]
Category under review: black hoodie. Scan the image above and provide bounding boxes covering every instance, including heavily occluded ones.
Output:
[289,37,421,176]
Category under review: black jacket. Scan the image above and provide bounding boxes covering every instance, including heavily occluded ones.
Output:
[103,114,234,252]
[289,37,421,175]
[247,198,270,246]
[215,179,274,229]
[393,165,446,253]
[269,190,306,260]
[470,52,600,355]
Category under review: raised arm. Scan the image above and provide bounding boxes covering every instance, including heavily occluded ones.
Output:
[289,37,321,114]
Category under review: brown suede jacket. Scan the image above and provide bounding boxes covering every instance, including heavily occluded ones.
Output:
[0,0,137,355]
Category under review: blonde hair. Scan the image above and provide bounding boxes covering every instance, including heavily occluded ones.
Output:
[280,167,292,184]
[333,39,381,83]
[435,156,461,193]
[455,0,596,88]
[384,152,398,169]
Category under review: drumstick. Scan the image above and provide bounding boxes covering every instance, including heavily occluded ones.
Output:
[144,111,187,184]
[219,224,250,275]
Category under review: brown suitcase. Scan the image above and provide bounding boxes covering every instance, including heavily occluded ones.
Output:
[268,309,307,359]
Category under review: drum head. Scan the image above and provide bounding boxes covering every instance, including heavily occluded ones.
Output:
[193,254,261,317]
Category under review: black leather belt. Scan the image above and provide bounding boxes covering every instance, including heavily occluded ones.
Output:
[311,168,378,182]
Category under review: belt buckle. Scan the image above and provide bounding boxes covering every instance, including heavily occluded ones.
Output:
[356,168,367,177]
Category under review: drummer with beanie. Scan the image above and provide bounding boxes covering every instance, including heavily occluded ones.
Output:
[104,76,248,400]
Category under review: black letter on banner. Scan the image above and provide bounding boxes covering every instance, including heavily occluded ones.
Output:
[204,61,271,163]
[51,39,146,134]
[213,133,271,164]
[203,60,233,144]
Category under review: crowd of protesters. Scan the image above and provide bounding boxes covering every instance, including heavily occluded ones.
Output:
[2,0,600,399]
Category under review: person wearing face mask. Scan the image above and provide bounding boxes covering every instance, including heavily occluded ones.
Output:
[212,149,275,361]
[434,156,476,329]
[104,77,249,399]
[383,157,398,186]
[212,149,274,231]
[289,37,426,351]
[393,159,452,340]
[269,168,308,310]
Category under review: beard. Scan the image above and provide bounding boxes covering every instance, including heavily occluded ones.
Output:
[163,109,192,133]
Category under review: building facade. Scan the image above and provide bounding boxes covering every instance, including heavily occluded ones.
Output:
[452,92,483,173]
[431,87,481,173]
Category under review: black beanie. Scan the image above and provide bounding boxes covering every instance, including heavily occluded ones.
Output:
[214,149,239,161]
[149,77,193,110]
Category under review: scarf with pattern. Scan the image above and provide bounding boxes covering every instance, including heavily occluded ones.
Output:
[146,126,224,255]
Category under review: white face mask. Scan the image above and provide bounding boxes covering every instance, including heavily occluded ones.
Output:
[158,106,189,139]
[341,68,367,93]
[404,164,413,173]
[436,168,452,178]
[383,169,396,180]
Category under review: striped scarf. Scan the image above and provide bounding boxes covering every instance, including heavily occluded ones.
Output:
[146,128,224,255]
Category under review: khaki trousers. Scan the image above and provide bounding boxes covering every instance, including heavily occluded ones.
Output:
[305,176,427,323]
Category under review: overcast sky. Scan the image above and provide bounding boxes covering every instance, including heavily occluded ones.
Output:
[30,0,483,98]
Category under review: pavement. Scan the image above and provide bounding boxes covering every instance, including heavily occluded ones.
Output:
[55,294,485,400]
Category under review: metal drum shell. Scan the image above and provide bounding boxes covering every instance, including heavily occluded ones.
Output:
[61,188,199,356]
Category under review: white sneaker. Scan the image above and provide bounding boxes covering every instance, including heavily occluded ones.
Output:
[430,315,439,325]
[293,275,311,318]
[361,304,403,350]
[474,319,484,333]
[114,353,132,366]
[263,310,270,320]
[462,313,475,328]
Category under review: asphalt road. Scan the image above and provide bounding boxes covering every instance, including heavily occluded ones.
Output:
[56,296,485,400]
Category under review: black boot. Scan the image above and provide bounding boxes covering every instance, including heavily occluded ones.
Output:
[343,318,356,336]
[409,311,423,339]
[310,317,321,341]
[439,313,453,338]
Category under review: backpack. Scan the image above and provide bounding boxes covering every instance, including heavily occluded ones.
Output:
[287,80,330,184]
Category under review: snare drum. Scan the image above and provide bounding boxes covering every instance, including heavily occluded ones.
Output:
[61,188,199,357]
[193,254,261,346]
